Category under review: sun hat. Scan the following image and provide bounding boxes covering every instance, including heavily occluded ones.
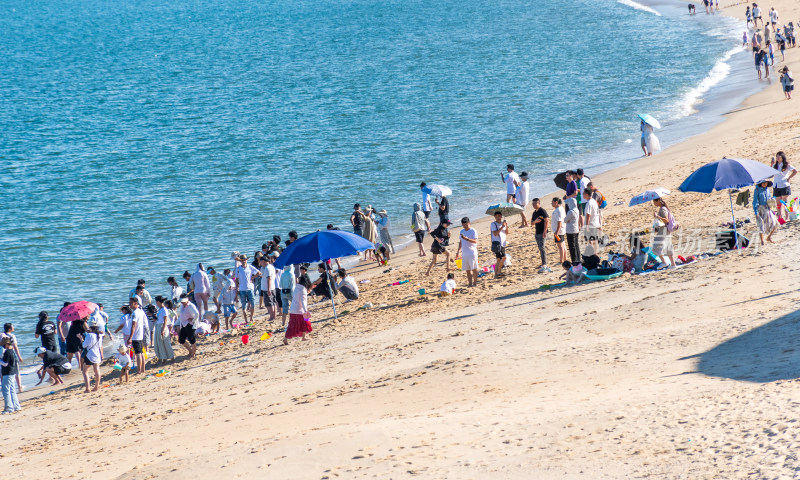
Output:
[760,179,774,187]
[34,346,46,355]
[379,209,388,215]
[269,251,279,258]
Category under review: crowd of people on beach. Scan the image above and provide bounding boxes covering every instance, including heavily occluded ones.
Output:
[737,3,796,97]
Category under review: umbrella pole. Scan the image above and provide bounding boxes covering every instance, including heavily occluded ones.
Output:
[729,191,739,252]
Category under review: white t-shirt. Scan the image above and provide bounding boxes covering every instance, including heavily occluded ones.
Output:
[115,352,131,367]
[770,9,778,22]
[551,206,566,235]
[565,208,581,234]
[221,278,237,305]
[337,276,359,295]
[579,177,591,197]
[81,332,102,364]
[459,228,479,257]
[119,313,132,336]
[774,165,795,189]
[235,265,260,291]
[179,302,199,328]
[515,181,530,206]
[260,264,275,291]
[584,198,601,228]
[289,285,308,315]
[273,268,282,290]
[156,306,168,325]
[504,172,521,194]
[129,308,147,341]
[440,278,456,293]
[490,221,507,247]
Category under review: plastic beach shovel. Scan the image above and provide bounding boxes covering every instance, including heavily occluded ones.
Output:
[260,332,272,341]
[241,334,249,345]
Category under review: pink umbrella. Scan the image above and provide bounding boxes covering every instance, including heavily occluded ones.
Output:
[59,301,98,322]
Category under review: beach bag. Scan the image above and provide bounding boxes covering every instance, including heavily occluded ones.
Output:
[666,208,680,233]
[412,211,425,232]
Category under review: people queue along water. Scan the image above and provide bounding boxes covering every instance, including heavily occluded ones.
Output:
[11,140,795,407]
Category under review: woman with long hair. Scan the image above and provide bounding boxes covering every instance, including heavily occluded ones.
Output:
[284,268,313,345]
[753,179,778,245]
[771,151,796,221]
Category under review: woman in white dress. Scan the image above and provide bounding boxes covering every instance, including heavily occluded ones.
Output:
[640,121,661,157]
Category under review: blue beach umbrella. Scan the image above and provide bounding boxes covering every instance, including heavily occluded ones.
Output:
[679,157,778,248]
[273,230,375,318]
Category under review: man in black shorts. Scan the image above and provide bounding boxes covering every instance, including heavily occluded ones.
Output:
[35,347,72,385]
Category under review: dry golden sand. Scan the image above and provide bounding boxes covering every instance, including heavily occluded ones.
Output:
[5,2,800,478]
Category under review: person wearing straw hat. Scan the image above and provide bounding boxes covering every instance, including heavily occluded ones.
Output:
[753,179,778,245]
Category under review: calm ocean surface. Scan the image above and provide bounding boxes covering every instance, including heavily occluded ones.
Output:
[1,0,749,360]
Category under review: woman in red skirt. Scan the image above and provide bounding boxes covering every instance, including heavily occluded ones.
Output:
[284,267,313,345]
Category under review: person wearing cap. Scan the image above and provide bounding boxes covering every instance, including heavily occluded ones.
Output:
[515,172,531,227]
[501,164,521,203]
[234,254,260,324]
[426,218,452,276]
[455,217,479,287]
[34,346,71,386]
[753,179,778,245]
[80,319,103,392]
[177,294,199,358]
[377,209,395,254]
[190,263,212,319]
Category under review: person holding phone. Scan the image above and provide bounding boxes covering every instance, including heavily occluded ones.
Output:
[490,212,509,278]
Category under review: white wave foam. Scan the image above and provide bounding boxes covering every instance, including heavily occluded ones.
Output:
[679,47,740,116]
[617,0,662,16]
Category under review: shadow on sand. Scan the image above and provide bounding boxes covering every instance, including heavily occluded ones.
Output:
[680,308,800,383]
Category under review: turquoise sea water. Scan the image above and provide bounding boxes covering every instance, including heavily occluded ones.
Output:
[1,0,749,360]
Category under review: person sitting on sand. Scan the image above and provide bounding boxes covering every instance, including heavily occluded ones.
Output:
[412,203,431,257]
[490,212,509,278]
[560,261,585,285]
[113,345,131,383]
[426,219,452,276]
[311,263,335,300]
[335,268,359,301]
[753,179,778,245]
[455,217,479,287]
[284,270,313,345]
[440,273,456,297]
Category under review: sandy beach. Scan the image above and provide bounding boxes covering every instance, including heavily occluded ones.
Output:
[4,1,800,478]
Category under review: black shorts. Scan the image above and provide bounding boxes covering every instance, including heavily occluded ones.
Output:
[131,340,144,354]
[773,186,791,197]
[179,324,196,345]
[51,365,71,375]
[414,230,426,243]
[493,246,506,259]
[431,243,447,255]
[264,289,277,307]
[66,337,82,354]
[423,210,431,219]
[274,290,283,308]
[554,234,565,244]
[784,85,794,93]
